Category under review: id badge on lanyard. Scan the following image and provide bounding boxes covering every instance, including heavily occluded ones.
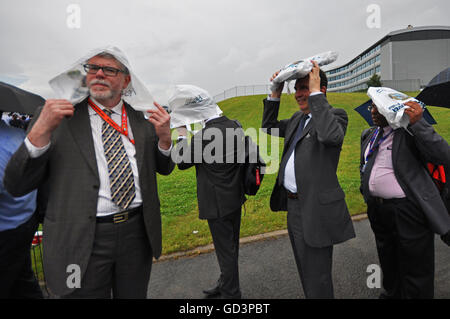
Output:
[361,127,393,173]
[88,98,135,145]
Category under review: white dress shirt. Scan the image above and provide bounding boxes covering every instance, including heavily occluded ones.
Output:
[24,98,172,216]
[268,91,321,193]
[283,113,311,193]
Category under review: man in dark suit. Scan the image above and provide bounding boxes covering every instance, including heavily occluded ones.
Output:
[4,50,174,298]
[360,101,450,299]
[174,108,246,299]
[262,61,355,298]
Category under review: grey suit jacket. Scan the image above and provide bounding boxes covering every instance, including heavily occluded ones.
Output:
[262,94,355,248]
[3,98,174,296]
[360,119,450,235]
[175,116,245,219]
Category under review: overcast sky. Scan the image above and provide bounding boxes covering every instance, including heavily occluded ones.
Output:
[1,0,449,104]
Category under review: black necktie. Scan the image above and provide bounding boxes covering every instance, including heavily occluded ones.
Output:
[279,114,309,185]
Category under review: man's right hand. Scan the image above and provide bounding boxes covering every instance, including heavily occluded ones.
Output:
[28,99,74,147]
[270,71,284,99]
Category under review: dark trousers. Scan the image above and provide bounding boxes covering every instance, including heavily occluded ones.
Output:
[367,198,435,299]
[0,212,43,299]
[64,213,152,299]
[287,197,334,299]
[207,209,242,299]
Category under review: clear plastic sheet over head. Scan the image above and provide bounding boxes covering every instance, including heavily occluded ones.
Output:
[168,85,222,129]
[367,87,425,130]
[48,46,156,112]
[270,51,338,92]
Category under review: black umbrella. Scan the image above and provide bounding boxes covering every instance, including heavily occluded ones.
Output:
[416,67,450,108]
[0,81,45,115]
[354,99,437,126]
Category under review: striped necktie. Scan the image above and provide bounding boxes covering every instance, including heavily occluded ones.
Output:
[102,109,136,210]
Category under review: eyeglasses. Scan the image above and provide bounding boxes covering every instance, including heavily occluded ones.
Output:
[367,104,376,111]
[83,64,126,77]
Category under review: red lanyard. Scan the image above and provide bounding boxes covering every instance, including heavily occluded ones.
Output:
[88,98,135,145]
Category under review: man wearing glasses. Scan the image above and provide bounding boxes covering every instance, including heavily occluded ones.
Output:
[4,49,174,298]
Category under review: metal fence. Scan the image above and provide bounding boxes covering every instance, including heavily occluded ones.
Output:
[213,84,292,102]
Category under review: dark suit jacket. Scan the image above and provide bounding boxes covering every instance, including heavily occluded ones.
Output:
[175,116,245,220]
[360,119,450,235]
[3,97,174,295]
[262,94,355,248]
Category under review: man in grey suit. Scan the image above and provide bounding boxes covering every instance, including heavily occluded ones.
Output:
[360,101,450,299]
[4,50,174,298]
[262,61,355,299]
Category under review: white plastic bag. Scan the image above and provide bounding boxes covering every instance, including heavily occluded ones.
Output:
[270,51,338,92]
[367,87,425,130]
[168,85,222,129]
[49,46,156,112]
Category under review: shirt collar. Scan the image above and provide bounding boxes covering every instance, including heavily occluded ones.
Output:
[88,97,123,116]
[382,126,393,134]
[205,114,222,124]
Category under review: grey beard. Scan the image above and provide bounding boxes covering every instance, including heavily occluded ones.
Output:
[89,88,114,101]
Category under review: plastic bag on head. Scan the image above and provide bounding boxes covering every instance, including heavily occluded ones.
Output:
[367,87,426,130]
[48,46,155,111]
[270,51,338,92]
[168,85,222,129]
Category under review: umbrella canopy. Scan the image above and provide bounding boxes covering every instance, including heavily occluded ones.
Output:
[0,81,45,115]
[416,67,450,108]
[354,99,437,126]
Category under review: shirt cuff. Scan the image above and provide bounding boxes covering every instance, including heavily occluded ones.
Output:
[24,137,51,158]
[267,95,281,101]
[158,141,173,156]
[309,91,323,96]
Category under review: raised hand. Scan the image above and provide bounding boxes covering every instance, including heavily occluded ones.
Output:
[147,102,172,150]
[28,99,74,147]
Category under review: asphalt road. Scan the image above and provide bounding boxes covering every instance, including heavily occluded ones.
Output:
[147,218,450,299]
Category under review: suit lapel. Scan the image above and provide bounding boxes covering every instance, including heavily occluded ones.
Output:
[391,128,402,169]
[126,104,146,173]
[361,127,383,198]
[361,128,375,164]
[67,100,99,180]
[284,112,303,154]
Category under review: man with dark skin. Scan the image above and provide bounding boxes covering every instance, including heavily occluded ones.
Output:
[360,100,450,298]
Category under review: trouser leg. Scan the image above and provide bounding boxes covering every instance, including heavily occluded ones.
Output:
[287,198,334,299]
[207,210,242,299]
[367,199,435,299]
[0,212,43,299]
[64,214,152,299]
[113,214,152,299]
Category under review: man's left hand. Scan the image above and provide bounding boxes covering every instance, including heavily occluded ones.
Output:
[404,101,423,125]
[147,102,172,150]
[309,60,321,94]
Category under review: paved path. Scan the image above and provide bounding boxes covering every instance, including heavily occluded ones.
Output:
[148,218,450,299]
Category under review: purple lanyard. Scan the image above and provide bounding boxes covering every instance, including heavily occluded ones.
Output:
[365,127,393,162]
